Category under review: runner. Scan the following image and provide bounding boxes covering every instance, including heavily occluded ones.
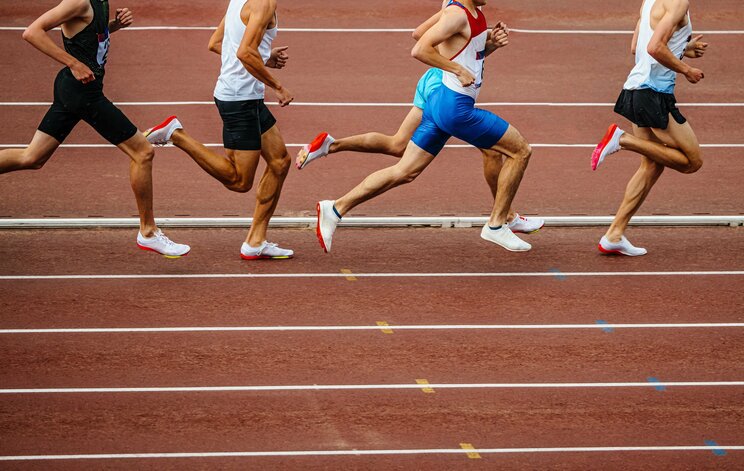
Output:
[315,0,536,253]
[145,0,294,260]
[0,0,189,258]
[592,0,708,256]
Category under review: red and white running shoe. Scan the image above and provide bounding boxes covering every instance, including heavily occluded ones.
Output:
[144,116,182,147]
[240,241,294,260]
[509,213,545,234]
[598,235,647,256]
[137,230,190,258]
[296,132,335,169]
[316,200,340,253]
[591,124,624,171]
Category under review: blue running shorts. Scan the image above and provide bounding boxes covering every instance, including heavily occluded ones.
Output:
[413,68,443,110]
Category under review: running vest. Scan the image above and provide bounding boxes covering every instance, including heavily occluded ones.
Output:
[214,0,278,101]
[62,0,110,77]
[624,0,692,94]
[441,1,488,100]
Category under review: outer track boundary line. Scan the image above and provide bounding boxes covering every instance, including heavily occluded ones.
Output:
[1,445,743,461]
[2,101,743,107]
[1,271,744,281]
[3,323,744,335]
[3,381,744,395]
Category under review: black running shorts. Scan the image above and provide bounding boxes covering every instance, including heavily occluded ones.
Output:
[214,98,277,151]
[38,68,138,145]
[614,88,687,130]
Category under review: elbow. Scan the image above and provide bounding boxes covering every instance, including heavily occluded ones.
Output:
[21,27,33,43]
[411,44,424,60]
[412,30,422,41]
[208,42,219,54]
[646,43,662,60]
[236,48,258,65]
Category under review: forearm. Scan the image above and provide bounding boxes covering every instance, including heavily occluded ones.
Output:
[22,28,79,68]
[412,45,462,75]
[108,20,120,33]
[650,46,690,75]
[239,51,282,90]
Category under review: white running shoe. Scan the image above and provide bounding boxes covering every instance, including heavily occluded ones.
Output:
[240,241,294,260]
[144,116,183,146]
[598,235,647,256]
[296,132,335,170]
[316,200,340,253]
[509,213,545,234]
[137,230,191,258]
[591,124,624,171]
[481,224,532,252]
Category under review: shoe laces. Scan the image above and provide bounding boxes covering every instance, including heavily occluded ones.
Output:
[153,230,176,247]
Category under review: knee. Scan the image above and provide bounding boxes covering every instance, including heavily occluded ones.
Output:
[272,153,291,175]
[226,180,253,193]
[389,137,408,158]
[133,145,155,165]
[20,151,47,170]
[515,143,532,162]
[392,167,421,185]
[682,156,703,174]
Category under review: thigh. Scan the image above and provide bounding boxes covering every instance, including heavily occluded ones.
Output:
[395,140,437,175]
[216,99,263,152]
[396,107,424,141]
[24,130,63,166]
[487,125,530,159]
[37,101,80,144]
[650,117,701,157]
[453,108,510,150]
[226,148,262,181]
[80,95,139,145]
[260,123,289,164]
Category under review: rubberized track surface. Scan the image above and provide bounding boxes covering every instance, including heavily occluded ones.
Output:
[1,1,743,469]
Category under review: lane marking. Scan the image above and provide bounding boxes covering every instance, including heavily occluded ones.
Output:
[2,381,744,395]
[460,443,481,459]
[2,323,744,335]
[375,322,394,334]
[647,377,667,392]
[340,269,357,281]
[1,271,743,281]
[1,445,743,461]
[705,440,728,457]
[416,379,435,394]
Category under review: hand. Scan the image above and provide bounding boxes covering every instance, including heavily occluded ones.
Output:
[684,66,705,84]
[685,34,708,58]
[111,8,134,31]
[266,46,289,69]
[274,85,294,107]
[489,22,509,49]
[455,66,475,87]
[70,60,95,84]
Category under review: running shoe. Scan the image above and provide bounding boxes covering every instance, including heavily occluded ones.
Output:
[137,230,191,258]
[509,213,545,234]
[240,241,294,260]
[480,224,532,252]
[591,124,624,171]
[316,200,341,253]
[598,235,647,256]
[144,116,182,146]
[296,132,335,170]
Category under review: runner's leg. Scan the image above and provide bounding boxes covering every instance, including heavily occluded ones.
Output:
[117,133,159,236]
[329,108,423,158]
[484,125,532,227]
[0,131,60,173]
[481,149,518,222]
[619,116,702,173]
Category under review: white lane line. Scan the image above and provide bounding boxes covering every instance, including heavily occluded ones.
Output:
[3,381,744,395]
[1,271,743,281]
[0,445,742,461]
[2,101,743,107]
[2,323,744,335]
[1,143,743,149]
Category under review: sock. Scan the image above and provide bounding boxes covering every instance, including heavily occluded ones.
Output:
[489,225,503,231]
[332,204,342,220]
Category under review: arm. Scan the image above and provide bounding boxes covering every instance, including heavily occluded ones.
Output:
[647,0,703,83]
[109,8,133,33]
[684,34,708,58]
[411,6,474,86]
[631,19,640,54]
[236,0,293,105]
[208,17,225,55]
[412,0,449,40]
[484,22,509,57]
[21,0,96,83]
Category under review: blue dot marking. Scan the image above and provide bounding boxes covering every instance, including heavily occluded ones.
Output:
[647,377,666,391]
[705,440,727,456]
[548,268,567,281]
[596,320,614,333]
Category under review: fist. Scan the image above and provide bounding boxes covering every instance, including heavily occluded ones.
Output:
[114,8,134,29]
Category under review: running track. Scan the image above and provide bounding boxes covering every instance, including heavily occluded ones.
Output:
[0,1,743,469]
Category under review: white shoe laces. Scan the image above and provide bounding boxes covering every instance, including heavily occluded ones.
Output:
[153,230,177,247]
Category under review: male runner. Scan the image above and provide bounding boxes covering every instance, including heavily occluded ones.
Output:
[592,0,708,256]
[0,0,189,257]
[145,0,294,260]
[297,14,542,234]
[316,0,535,253]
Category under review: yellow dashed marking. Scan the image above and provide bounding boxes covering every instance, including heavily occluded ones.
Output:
[416,379,435,394]
[376,321,394,334]
[340,269,357,281]
[460,443,481,459]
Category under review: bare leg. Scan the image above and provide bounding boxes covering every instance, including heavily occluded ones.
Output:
[605,126,665,242]
[116,133,161,236]
[334,141,436,216]
[480,149,518,222]
[619,116,702,174]
[0,131,59,174]
[246,125,292,246]
[329,108,423,158]
[485,126,532,227]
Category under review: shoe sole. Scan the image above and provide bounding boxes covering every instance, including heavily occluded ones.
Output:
[512,222,545,234]
[597,243,646,257]
[592,124,618,171]
[137,243,190,259]
[240,254,293,260]
[316,202,329,253]
[297,133,329,170]
[480,233,531,252]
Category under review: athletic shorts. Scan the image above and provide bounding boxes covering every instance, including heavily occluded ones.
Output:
[413,68,443,110]
[38,68,138,145]
[214,98,277,151]
[411,85,510,156]
[614,88,687,130]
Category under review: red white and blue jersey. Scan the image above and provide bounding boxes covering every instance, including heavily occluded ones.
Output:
[441,1,488,100]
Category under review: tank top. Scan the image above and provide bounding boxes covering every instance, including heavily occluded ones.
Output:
[62,0,110,77]
[441,1,488,100]
[214,0,278,101]
[624,0,693,94]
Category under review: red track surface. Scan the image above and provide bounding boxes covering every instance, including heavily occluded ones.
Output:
[1,1,743,469]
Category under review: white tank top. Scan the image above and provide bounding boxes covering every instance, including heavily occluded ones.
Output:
[624,0,692,94]
[441,1,489,100]
[214,0,278,101]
